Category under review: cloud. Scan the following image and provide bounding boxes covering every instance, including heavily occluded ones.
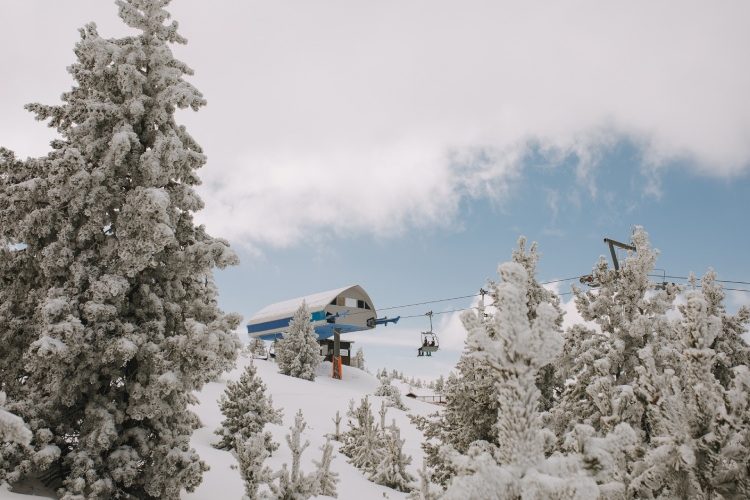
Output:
[3,1,750,249]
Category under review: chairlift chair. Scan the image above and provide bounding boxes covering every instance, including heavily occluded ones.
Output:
[418,311,439,357]
[269,339,277,359]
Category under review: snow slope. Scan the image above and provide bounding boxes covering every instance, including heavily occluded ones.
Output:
[187,354,436,499]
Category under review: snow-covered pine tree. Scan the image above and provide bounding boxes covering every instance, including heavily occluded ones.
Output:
[0,1,240,497]
[236,433,273,500]
[721,363,750,496]
[412,237,560,489]
[268,409,317,500]
[313,439,339,497]
[548,229,750,496]
[248,337,268,359]
[628,277,750,498]
[369,419,415,492]
[433,375,445,394]
[330,410,342,441]
[276,301,322,381]
[411,355,497,487]
[442,261,598,498]
[379,401,388,432]
[352,347,365,370]
[550,227,675,437]
[340,396,383,474]
[407,464,441,500]
[697,271,750,389]
[374,375,407,410]
[214,362,282,452]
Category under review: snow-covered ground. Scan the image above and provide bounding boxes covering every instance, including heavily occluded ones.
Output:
[1,355,438,499]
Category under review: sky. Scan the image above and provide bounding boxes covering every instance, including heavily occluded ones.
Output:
[2,0,750,380]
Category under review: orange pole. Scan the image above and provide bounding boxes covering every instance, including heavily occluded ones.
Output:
[332,356,343,379]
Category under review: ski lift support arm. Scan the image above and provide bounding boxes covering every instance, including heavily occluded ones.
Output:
[603,237,636,271]
[372,316,400,327]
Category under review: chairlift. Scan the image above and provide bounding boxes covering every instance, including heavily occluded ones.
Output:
[269,339,277,359]
[418,311,439,357]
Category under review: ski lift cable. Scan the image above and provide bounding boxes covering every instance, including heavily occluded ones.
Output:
[342,272,750,323]
[375,275,586,313]
[648,273,750,286]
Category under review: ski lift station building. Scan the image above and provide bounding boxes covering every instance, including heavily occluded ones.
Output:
[247,285,389,342]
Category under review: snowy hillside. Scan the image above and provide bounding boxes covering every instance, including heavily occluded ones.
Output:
[1,355,437,500]
[188,354,436,499]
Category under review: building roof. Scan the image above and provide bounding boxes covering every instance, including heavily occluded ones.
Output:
[248,285,364,325]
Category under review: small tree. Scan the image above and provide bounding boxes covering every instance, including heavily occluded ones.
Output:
[378,400,388,432]
[330,410,342,441]
[369,420,415,492]
[352,347,366,370]
[313,439,339,497]
[374,376,406,410]
[247,338,268,359]
[340,396,383,473]
[236,433,273,500]
[408,464,441,500]
[276,302,322,381]
[268,410,317,499]
[433,375,445,394]
[214,362,282,452]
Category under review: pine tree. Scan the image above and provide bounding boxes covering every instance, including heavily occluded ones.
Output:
[407,464,441,500]
[413,237,560,488]
[378,400,388,432]
[236,433,273,500]
[720,364,750,496]
[352,347,365,370]
[313,439,339,497]
[442,261,598,498]
[369,420,415,492]
[551,228,675,437]
[374,375,407,410]
[411,355,497,487]
[433,375,445,394]
[268,410,317,500]
[276,302,322,381]
[628,283,748,497]
[247,338,268,359]
[330,410,342,441]
[340,396,383,473]
[214,362,282,452]
[0,1,240,497]
[548,229,750,496]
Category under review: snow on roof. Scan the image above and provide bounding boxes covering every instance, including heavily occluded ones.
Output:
[248,285,357,324]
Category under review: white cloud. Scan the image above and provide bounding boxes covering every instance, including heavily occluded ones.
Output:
[2,1,749,249]
[727,290,750,311]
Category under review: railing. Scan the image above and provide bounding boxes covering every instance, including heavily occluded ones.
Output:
[410,394,445,404]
